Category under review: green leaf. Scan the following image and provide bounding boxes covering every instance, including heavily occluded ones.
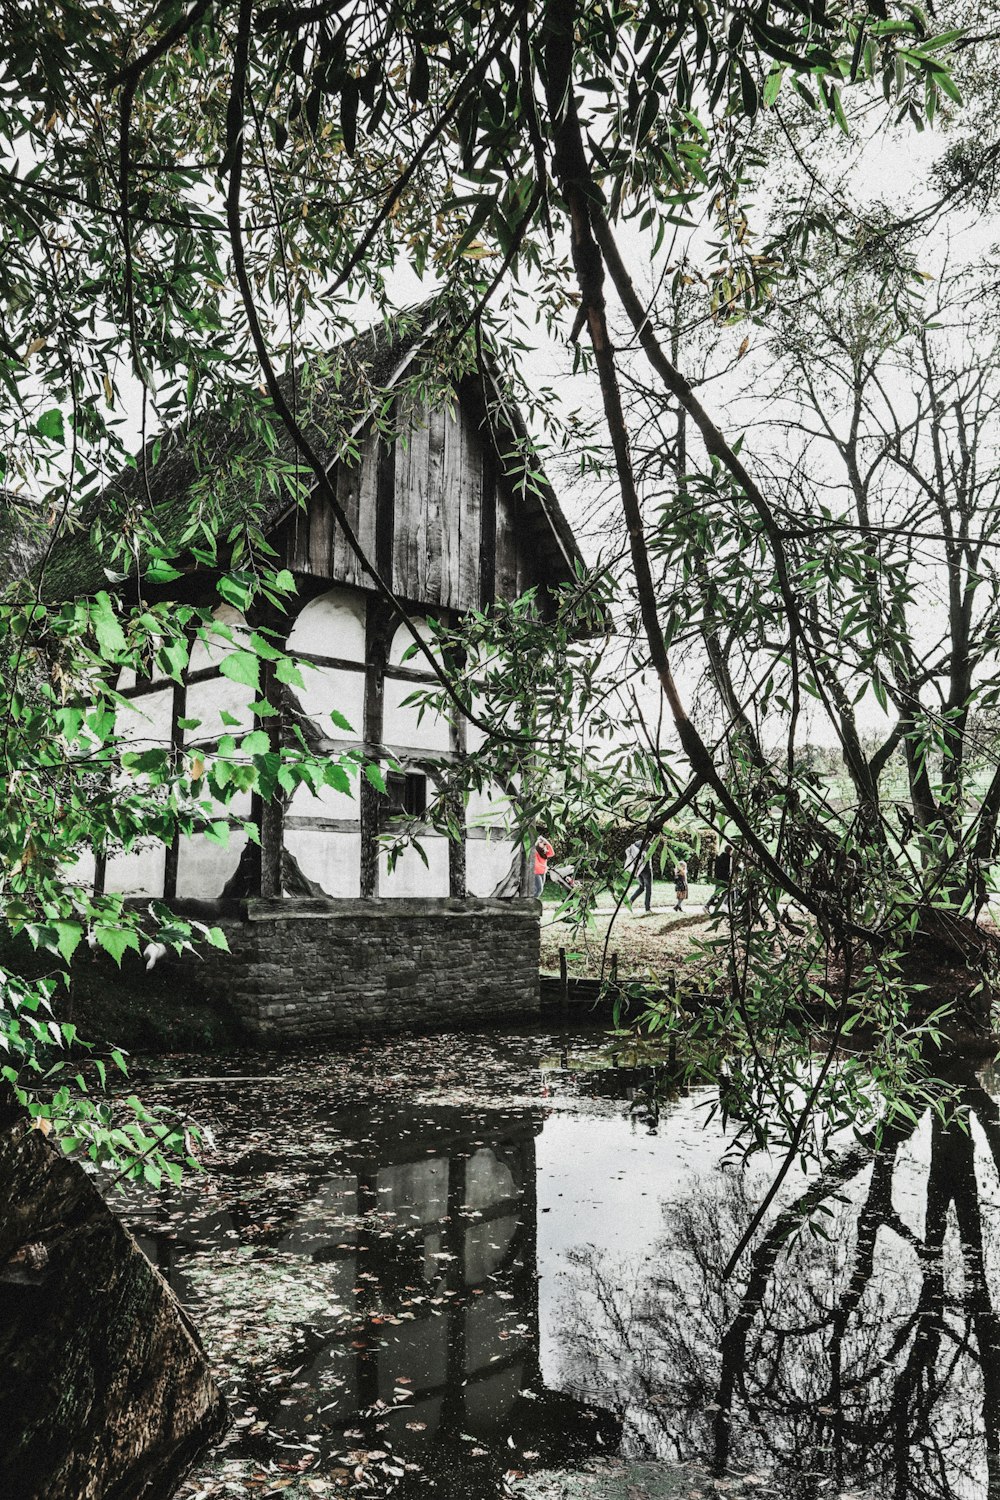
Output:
[324,762,353,795]
[832,86,849,135]
[146,562,184,584]
[217,573,254,610]
[241,729,270,755]
[95,926,140,967]
[249,631,283,661]
[90,592,127,660]
[219,650,260,691]
[52,921,83,965]
[364,762,386,794]
[763,67,783,107]
[204,926,230,951]
[739,62,759,117]
[35,408,65,442]
[157,635,189,681]
[330,709,355,732]
[122,748,170,775]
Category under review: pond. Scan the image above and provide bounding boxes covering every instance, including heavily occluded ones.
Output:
[110,1026,1000,1500]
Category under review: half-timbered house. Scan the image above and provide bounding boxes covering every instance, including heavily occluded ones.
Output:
[49,309,583,1039]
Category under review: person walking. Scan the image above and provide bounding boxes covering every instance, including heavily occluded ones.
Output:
[707,847,732,913]
[673,858,689,913]
[625,839,653,914]
[533,835,555,898]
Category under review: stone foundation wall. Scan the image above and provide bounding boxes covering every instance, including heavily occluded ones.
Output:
[72,898,541,1046]
[226,897,541,1040]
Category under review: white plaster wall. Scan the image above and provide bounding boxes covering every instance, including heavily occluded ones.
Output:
[175,830,249,899]
[466,837,518,897]
[294,663,365,742]
[194,789,253,821]
[188,605,250,672]
[383,680,451,754]
[376,1158,449,1222]
[464,692,518,756]
[465,691,487,755]
[287,587,366,660]
[64,848,97,888]
[287,778,358,821]
[380,836,450,897]
[467,782,513,828]
[116,688,173,754]
[384,617,451,753]
[465,1216,518,1284]
[284,829,361,897]
[104,843,166,898]
[184,675,255,740]
[387,617,442,669]
[464,1146,516,1208]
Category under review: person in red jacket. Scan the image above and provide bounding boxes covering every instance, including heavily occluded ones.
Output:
[533,835,555,898]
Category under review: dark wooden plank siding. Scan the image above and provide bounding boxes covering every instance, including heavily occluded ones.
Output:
[287,399,497,612]
[494,479,519,601]
[453,406,482,609]
[392,412,430,602]
[311,482,336,575]
[329,463,359,584]
[389,399,485,612]
[340,426,379,587]
[424,405,447,603]
[516,517,539,596]
[285,427,379,583]
[478,429,497,609]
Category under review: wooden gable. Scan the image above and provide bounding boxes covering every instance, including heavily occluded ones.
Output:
[284,426,381,594]
[391,398,484,609]
[40,307,583,612]
[281,383,565,613]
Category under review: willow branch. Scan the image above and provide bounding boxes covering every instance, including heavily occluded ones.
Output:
[222,0,529,747]
[539,0,878,946]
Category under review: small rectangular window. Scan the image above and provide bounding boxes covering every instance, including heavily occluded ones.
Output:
[382,771,427,822]
[402,773,426,817]
[384,771,406,816]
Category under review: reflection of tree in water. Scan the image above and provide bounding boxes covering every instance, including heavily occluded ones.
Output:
[555,1058,1000,1500]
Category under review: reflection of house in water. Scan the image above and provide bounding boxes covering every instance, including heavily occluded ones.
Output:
[134,1105,618,1480]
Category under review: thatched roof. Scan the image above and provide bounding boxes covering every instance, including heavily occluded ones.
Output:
[39,303,583,602]
[1,491,50,586]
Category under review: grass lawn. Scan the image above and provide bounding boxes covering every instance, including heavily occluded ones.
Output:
[539,878,720,981]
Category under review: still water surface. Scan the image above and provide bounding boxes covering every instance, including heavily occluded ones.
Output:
[115,1027,1000,1499]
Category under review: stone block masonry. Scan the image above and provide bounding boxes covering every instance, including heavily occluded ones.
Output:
[71,898,541,1047]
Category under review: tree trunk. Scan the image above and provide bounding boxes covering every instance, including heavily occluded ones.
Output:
[900,906,1000,1026]
[0,1097,226,1499]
